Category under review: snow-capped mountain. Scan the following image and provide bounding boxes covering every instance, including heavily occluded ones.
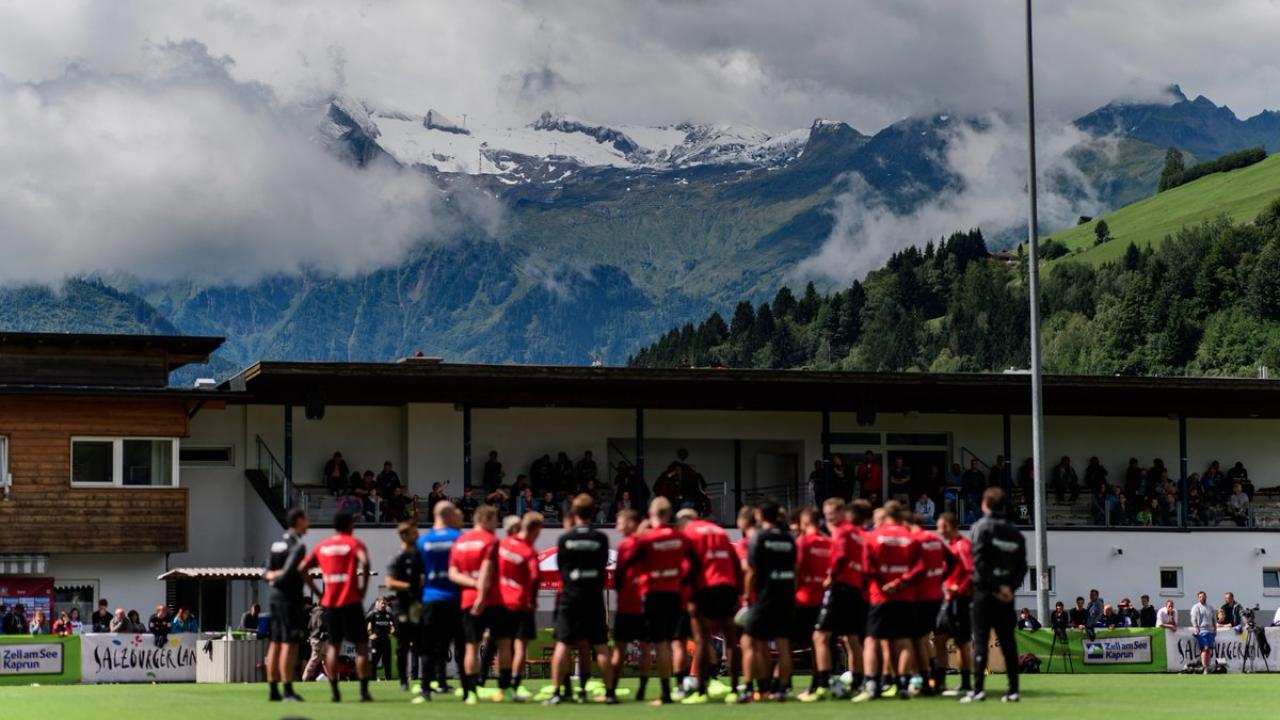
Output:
[319,98,809,182]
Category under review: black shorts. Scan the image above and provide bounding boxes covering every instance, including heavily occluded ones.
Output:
[816,583,867,637]
[324,603,369,646]
[613,613,647,644]
[865,601,912,640]
[914,600,942,638]
[269,597,306,644]
[420,599,462,643]
[692,585,739,621]
[463,606,509,643]
[675,611,692,640]
[555,599,608,646]
[394,613,422,649]
[938,595,973,640]
[792,606,820,647]
[643,591,684,643]
[744,601,793,641]
[507,611,537,641]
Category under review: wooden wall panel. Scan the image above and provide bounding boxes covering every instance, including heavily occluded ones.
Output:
[0,396,190,554]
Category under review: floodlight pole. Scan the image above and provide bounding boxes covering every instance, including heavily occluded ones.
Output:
[1024,0,1050,622]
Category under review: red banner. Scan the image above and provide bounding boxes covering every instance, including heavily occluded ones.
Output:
[0,576,55,619]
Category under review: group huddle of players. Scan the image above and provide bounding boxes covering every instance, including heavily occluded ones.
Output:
[262,487,1021,706]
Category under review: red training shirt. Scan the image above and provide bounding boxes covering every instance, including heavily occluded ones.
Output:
[795,531,834,608]
[615,534,646,615]
[864,522,919,605]
[497,535,540,612]
[828,521,866,592]
[944,535,974,598]
[635,525,694,595]
[682,518,740,591]
[302,532,368,609]
[450,528,502,608]
[906,528,949,602]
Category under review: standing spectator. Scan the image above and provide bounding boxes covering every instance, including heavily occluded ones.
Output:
[854,451,879,501]
[483,451,505,493]
[302,602,328,681]
[1228,484,1250,526]
[1049,602,1070,631]
[1052,456,1079,504]
[888,456,912,503]
[987,455,1009,490]
[171,608,199,633]
[323,452,350,496]
[376,461,402,496]
[1220,592,1245,630]
[530,454,554,495]
[613,461,649,517]
[808,460,827,505]
[1086,589,1105,627]
[28,609,48,635]
[575,451,599,488]
[914,492,935,523]
[0,604,11,634]
[555,452,576,493]
[1016,608,1041,630]
[91,598,112,633]
[1084,456,1108,496]
[1156,600,1178,630]
[1138,595,1157,628]
[1226,461,1249,491]
[947,462,964,491]
[1191,591,1215,673]
[960,459,985,521]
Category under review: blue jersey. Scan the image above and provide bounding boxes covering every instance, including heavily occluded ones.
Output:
[418,527,461,603]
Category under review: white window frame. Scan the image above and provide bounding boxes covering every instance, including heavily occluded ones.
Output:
[1159,566,1184,597]
[70,436,180,488]
[1263,568,1280,598]
[1019,565,1056,596]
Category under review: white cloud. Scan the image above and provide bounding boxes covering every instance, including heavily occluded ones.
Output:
[0,41,445,284]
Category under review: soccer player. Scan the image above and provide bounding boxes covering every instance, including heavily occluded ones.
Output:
[962,488,1026,704]
[933,511,974,696]
[624,497,699,705]
[497,511,543,701]
[301,511,373,703]
[807,498,869,701]
[903,512,953,695]
[365,596,395,681]
[611,509,653,700]
[264,508,309,702]
[384,520,423,692]
[677,507,741,704]
[739,501,796,703]
[414,501,462,703]
[793,507,833,701]
[545,494,617,705]
[730,505,756,698]
[447,504,505,704]
[853,500,918,703]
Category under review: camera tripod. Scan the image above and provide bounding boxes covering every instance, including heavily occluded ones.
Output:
[1046,629,1074,673]
[1241,624,1270,673]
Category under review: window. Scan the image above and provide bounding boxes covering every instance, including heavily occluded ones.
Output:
[1021,565,1056,594]
[179,445,235,467]
[71,437,179,488]
[1159,567,1183,596]
[1264,569,1280,596]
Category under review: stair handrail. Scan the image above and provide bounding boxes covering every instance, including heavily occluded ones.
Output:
[254,435,295,511]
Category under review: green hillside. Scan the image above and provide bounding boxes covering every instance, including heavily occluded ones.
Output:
[1048,152,1280,264]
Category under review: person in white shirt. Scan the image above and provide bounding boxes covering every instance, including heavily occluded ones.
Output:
[1272,606,1280,627]
[914,493,936,522]
[1190,591,1215,674]
[1156,600,1178,630]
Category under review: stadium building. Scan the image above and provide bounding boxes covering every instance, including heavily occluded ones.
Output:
[1,332,1277,626]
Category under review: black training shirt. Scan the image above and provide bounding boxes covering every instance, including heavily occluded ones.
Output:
[556,524,609,605]
[266,530,307,602]
[387,550,424,616]
[749,526,797,608]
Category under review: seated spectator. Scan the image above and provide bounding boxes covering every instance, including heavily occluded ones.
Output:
[170,608,199,633]
[1227,461,1249,491]
[323,452,350,496]
[364,486,382,522]
[239,603,261,632]
[375,461,401,495]
[1215,608,1232,628]
[485,486,511,513]
[534,490,560,525]
[1096,604,1120,629]
[110,608,130,633]
[575,451,599,488]
[1221,592,1245,630]
[555,452,576,493]
[1135,498,1157,526]
[1187,487,1207,526]
[384,485,416,523]
[28,609,48,635]
[1052,455,1079,504]
[988,455,1009,490]
[127,609,145,633]
[511,473,531,497]
[91,599,112,633]
[1202,461,1225,502]
[1157,600,1178,630]
[52,611,73,636]
[921,465,944,504]
[1017,608,1041,630]
[946,462,964,491]
[1139,595,1157,627]
[515,486,536,515]
[914,493,935,522]
[483,451,504,492]
[1228,483,1250,526]
[148,605,170,637]
[427,482,448,508]
[1068,597,1090,630]
[456,487,479,523]
[613,489,634,517]
[68,607,84,635]
[1117,598,1140,627]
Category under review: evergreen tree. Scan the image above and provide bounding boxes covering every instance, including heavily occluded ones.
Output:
[772,286,797,319]
[1158,146,1185,192]
[796,282,821,324]
[1094,219,1112,246]
[729,301,755,337]
[1248,238,1280,320]
[1122,242,1141,272]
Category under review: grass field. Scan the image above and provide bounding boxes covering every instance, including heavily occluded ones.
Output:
[1045,152,1280,265]
[0,675,1274,720]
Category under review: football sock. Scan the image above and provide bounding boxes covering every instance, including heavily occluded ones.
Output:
[636,675,649,700]
[269,681,281,700]
[329,678,341,701]
[660,678,672,702]
[960,670,972,689]
[512,674,522,690]
[360,678,370,697]
[283,682,296,697]
[499,670,512,690]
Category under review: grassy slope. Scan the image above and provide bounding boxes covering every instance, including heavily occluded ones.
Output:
[1046,153,1280,265]
[1,675,1272,720]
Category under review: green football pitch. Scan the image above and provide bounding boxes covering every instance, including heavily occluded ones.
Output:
[0,675,1271,720]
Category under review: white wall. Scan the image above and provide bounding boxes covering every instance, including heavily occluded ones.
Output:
[406,403,464,495]
[178,405,248,569]
[48,553,168,618]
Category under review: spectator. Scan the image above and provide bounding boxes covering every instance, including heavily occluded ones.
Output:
[28,609,48,635]
[456,486,479,523]
[1016,458,1036,511]
[808,460,827,504]
[482,450,505,492]
[1068,596,1090,630]
[1123,458,1141,496]
[575,451,599,488]
[109,608,129,633]
[148,604,170,638]
[1016,608,1041,630]
[1228,483,1250,526]
[555,451,576,493]
[1096,604,1120,629]
[920,464,944,504]
[1187,487,1207,526]
[854,451,879,500]
[1086,589,1105,627]
[1052,456,1079,504]
[960,458,985,520]
[988,455,1009,490]
[534,490,559,525]
[7,604,27,634]
[240,603,261,632]
[485,486,510,513]
[613,461,649,515]
[1050,601,1070,631]
[946,462,964,490]
[516,486,536,516]
[68,608,84,635]
[1220,592,1245,630]
[530,454,554,495]
[0,604,14,634]
[52,611,73,636]
[914,492,935,522]
[323,451,350,496]
[1157,600,1178,630]
[91,598,112,633]
[384,485,416,522]
[1227,461,1249,491]
[1202,461,1225,502]
[170,608,199,633]
[1191,591,1215,673]
[127,610,145,633]
[613,489,633,517]
[427,482,448,510]
[376,461,402,496]
[1084,456,1108,495]
[1215,608,1231,628]
[365,485,383,523]
[888,456,912,503]
[1135,498,1157,526]
[1117,598,1140,627]
[1138,595,1157,628]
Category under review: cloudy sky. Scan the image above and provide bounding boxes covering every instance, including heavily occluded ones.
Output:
[1,0,1278,283]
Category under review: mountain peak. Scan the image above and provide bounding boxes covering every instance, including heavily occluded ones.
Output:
[424,109,469,135]
[1165,83,1188,103]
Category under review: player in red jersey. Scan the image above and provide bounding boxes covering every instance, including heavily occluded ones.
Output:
[677,507,742,703]
[793,507,833,700]
[933,511,974,696]
[611,509,654,700]
[300,511,372,703]
[447,504,504,704]
[620,496,699,705]
[852,500,919,703]
[497,511,543,701]
[902,513,955,695]
[805,498,872,700]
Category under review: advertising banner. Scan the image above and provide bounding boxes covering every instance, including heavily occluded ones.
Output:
[80,633,199,683]
[0,576,55,619]
[1014,628,1167,673]
[1165,627,1280,672]
[0,636,80,685]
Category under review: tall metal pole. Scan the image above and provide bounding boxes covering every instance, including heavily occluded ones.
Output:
[1024,0,1050,622]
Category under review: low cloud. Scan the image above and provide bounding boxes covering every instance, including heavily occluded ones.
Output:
[0,41,445,285]
[797,116,1103,283]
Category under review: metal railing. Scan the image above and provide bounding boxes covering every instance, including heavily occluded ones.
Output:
[253,435,305,513]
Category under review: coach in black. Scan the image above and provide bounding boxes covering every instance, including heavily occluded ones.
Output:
[963,487,1027,704]
[265,508,309,702]
[385,520,424,691]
